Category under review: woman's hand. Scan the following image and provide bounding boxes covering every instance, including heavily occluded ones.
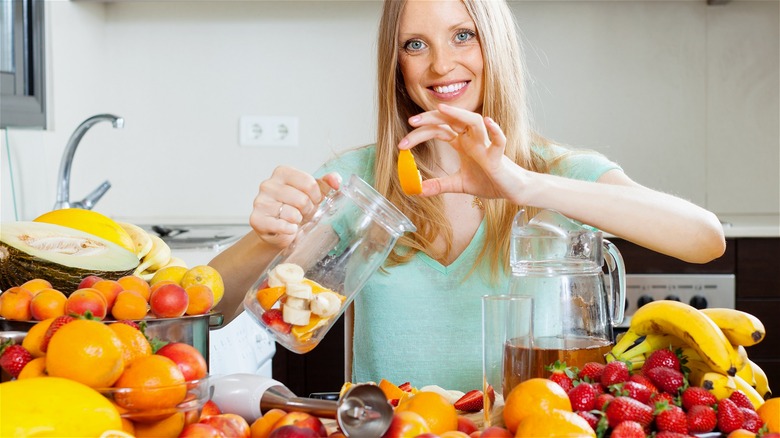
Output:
[400,103,522,200]
[249,167,341,248]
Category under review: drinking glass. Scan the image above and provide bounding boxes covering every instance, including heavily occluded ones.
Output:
[481,294,533,427]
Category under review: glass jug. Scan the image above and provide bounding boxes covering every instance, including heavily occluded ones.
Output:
[243,174,416,354]
[507,209,625,377]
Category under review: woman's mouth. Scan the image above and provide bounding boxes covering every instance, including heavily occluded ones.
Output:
[429,81,469,100]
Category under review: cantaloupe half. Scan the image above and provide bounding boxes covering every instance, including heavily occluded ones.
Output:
[0,222,139,294]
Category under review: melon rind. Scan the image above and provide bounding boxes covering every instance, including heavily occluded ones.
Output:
[0,221,139,294]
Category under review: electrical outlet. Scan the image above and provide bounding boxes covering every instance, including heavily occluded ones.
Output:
[239,116,299,147]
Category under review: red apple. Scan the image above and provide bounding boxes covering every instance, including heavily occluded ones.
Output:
[78,275,103,289]
[199,413,250,438]
[269,425,320,438]
[457,416,478,435]
[271,412,327,437]
[180,422,227,437]
[381,411,431,438]
[156,342,208,381]
[149,283,189,318]
[200,399,222,420]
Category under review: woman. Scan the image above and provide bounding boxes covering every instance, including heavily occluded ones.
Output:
[211,0,725,391]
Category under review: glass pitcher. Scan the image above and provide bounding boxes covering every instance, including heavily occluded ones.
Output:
[507,209,625,376]
[243,174,416,354]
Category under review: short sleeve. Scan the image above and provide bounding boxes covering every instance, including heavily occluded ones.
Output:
[314,145,377,185]
[536,143,622,182]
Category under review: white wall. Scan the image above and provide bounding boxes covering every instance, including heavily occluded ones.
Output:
[2,0,778,224]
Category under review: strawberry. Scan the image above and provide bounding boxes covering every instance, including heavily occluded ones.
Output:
[576,410,600,430]
[0,341,32,378]
[485,384,496,406]
[398,382,414,392]
[601,361,630,388]
[680,386,716,410]
[740,407,763,433]
[629,374,659,396]
[621,381,653,404]
[605,396,654,428]
[644,348,681,372]
[40,314,77,352]
[546,360,575,393]
[579,362,605,383]
[717,398,745,434]
[116,319,140,330]
[454,389,484,412]
[595,393,615,410]
[645,367,685,395]
[654,401,689,434]
[610,420,646,438]
[686,404,717,433]
[260,309,291,334]
[649,391,675,407]
[568,382,597,411]
[654,432,694,438]
[728,390,755,411]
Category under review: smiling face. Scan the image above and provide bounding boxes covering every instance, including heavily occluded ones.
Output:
[397,0,484,114]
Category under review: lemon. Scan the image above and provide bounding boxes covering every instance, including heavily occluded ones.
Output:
[150,265,188,286]
[181,265,225,305]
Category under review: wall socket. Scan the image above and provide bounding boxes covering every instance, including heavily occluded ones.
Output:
[239,116,299,147]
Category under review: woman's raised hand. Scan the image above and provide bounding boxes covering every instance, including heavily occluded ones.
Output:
[401,103,520,200]
[249,167,341,247]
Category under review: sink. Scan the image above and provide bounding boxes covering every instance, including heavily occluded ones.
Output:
[141,223,249,250]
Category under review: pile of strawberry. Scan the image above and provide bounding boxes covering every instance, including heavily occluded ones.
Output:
[547,350,774,438]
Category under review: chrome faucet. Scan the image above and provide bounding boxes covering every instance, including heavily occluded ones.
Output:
[53,114,124,210]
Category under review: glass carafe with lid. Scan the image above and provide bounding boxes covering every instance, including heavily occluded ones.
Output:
[243,174,416,354]
[507,209,625,377]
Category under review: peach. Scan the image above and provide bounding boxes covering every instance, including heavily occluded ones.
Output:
[381,411,431,438]
[117,275,152,301]
[91,279,123,310]
[271,412,327,437]
[185,284,214,316]
[111,290,150,320]
[268,426,320,438]
[180,423,226,437]
[21,279,53,295]
[457,416,478,435]
[479,426,512,438]
[250,408,287,438]
[156,342,207,381]
[78,275,104,290]
[0,287,34,320]
[200,400,223,421]
[29,288,67,320]
[64,288,107,320]
[149,283,189,318]
[199,414,251,438]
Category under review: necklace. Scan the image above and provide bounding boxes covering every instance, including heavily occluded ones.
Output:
[435,162,484,211]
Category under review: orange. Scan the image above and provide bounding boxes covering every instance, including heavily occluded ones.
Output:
[379,378,407,401]
[727,429,762,438]
[758,397,780,433]
[46,319,125,388]
[503,378,572,434]
[256,286,285,311]
[117,275,152,301]
[114,354,187,412]
[398,149,423,195]
[180,265,225,306]
[133,411,186,438]
[17,356,47,379]
[395,391,458,435]
[514,409,595,438]
[21,317,55,358]
[108,322,153,365]
[111,290,150,320]
[250,408,287,438]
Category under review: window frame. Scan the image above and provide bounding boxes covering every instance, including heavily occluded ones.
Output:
[1,0,46,129]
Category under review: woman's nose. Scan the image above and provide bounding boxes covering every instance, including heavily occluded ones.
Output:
[430,45,457,75]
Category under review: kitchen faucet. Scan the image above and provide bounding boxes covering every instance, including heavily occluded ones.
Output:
[53,114,124,210]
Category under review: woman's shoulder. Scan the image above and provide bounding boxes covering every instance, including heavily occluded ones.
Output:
[314,144,376,183]
[532,142,622,182]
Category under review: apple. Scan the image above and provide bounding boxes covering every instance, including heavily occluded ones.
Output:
[149,283,189,318]
[271,412,327,437]
[200,400,222,420]
[269,425,320,438]
[381,411,431,438]
[180,422,227,437]
[199,413,250,438]
[457,416,478,435]
[156,342,208,381]
[78,275,104,290]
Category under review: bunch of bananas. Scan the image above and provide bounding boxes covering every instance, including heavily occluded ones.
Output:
[116,222,187,281]
[608,300,771,409]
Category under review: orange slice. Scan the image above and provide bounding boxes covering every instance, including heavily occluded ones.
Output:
[291,314,329,342]
[256,286,285,311]
[379,379,407,401]
[398,149,423,195]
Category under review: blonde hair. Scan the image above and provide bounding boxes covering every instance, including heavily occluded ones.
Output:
[375,0,549,280]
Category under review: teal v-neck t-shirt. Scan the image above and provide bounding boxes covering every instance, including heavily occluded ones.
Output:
[315,144,620,391]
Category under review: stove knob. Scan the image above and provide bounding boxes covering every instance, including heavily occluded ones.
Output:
[665,295,681,302]
[637,295,654,308]
[690,295,708,309]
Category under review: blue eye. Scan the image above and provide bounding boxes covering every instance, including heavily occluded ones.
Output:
[455,30,476,43]
[403,39,426,51]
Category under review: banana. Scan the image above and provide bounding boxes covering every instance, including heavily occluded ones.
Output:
[34,208,136,253]
[161,256,188,270]
[609,330,644,359]
[268,263,305,287]
[617,333,688,362]
[733,344,748,373]
[736,358,756,387]
[687,364,737,400]
[700,308,766,346]
[282,305,311,326]
[733,374,765,410]
[310,291,341,318]
[134,235,172,277]
[748,359,772,400]
[116,221,153,259]
[285,282,313,300]
[626,300,738,376]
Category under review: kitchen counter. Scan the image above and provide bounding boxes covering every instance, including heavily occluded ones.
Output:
[718,214,780,238]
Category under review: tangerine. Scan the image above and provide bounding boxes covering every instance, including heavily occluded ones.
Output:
[395,391,458,435]
[514,409,595,437]
[114,354,187,412]
[109,322,153,365]
[46,319,125,388]
[503,378,572,434]
[758,397,780,433]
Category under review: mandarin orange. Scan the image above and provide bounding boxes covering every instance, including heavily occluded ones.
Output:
[514,408,595,437]
[46,319,125,388]
[114,354,187,413]
[395,391,458,435]
[758,397,780,433]
[503,378,572,434]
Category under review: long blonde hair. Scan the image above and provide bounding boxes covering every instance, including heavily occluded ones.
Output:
[375,0,549,280]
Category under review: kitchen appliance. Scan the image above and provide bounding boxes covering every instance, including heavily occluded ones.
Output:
[507,209,626,373]
[210,373,392,437]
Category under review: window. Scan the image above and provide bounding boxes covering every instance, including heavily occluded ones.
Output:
[1,0,45,129]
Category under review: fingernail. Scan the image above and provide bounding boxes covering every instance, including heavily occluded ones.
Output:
[485,117,495,125]
[399,138,409,148]
[409,115,421,124]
